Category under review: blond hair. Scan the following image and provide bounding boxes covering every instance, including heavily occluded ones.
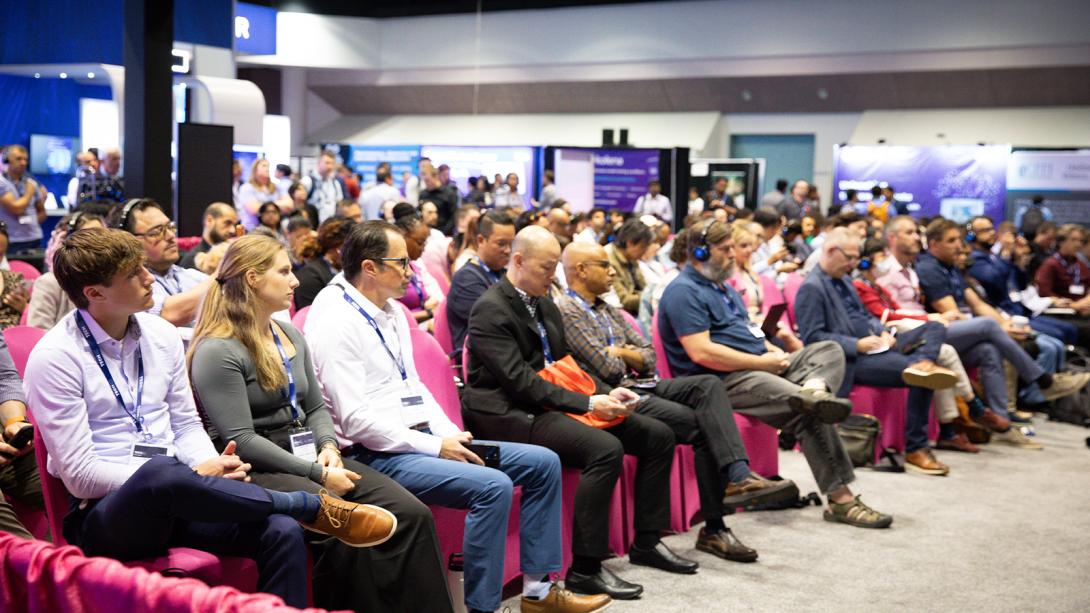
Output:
[248,158,275,194]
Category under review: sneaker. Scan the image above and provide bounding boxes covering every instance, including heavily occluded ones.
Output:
[934,433,979,453]
[823,495,893,529]
[722,475,798,508]
[521,585,612,613]
[788,387,853,424]
[992,427,1044,450]
[905,449,950,476]
[300,490,397,547]
[1041,371,1090,402]
[901,361,958,390]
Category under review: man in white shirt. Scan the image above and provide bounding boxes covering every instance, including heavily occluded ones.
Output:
[306,221,609,613]
[66,150,99,208]
[301,151,346,223]
[361,167,401,221]
[632,180,672,224]
[111,199,213,333]
[25,228,395,608]
[573,208,607,245]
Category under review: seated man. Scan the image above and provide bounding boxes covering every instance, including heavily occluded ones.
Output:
[110,199,213,334]
[448,210,516,355]
[796,228,958,475]
[608,220,653,315]
[658,220,892,529]
[306,221,609,613]
[559,240,795,562]
[0,332,42,540]
[24,228,392,608]
[464,226,693,601]
[1035,223,1090,340]
[179,202,238,270]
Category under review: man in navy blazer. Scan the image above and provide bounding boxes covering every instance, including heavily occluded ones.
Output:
[796,228,958,477]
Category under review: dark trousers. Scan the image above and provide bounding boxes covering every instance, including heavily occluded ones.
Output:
[636,374,749,522]
[69,456,308,607]
[851,321,943,453]
[1048,313,1090,348]
[467,409,675,559]
[249,457,453,613]
[0,452,43,539]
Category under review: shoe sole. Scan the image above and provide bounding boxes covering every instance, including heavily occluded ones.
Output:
[627,554,699,575]
[901,369,958,390]
[694,541,758,563]
[565,581,643,601]
[722,480,798,508]
[905,462,949,476]
[303,504,398,548]
[933,442,979,453]
[788,394,852,424]
[822,509,893,529]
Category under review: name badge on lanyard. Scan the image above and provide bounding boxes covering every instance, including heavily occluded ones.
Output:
[130,442,173,467]
[270,323,315,459]
[1072,285,1085,296]
[747,323,766,338]
[289,430,317,461]
[399,393,429,428]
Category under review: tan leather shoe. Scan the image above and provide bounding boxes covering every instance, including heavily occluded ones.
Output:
[905,448,949,476]
[1041,371,1090,402]
[722,475,797,508]
[934,432,980,453]
[300,490,397,548]
[902,360,958,390]
[521,585,612,613]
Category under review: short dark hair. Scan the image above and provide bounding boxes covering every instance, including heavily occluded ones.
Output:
[392,202,418,222]
[478,209,514,239]
[926,218,961,244]
[833,211,864,228]
[870,185,883,198]
[317,217,356,256]
[845,189,858,201]
[275,164,292,176]
[286,216,312,233]
[614,219,653,248]
[258,202,280,217]
[753,207,781,228]
[393,211,422,234]
[342,220,398,281]
[648,180,661,188]
[110,198,166,233]
[54,228,145,309]
[1032,194,1045,206]
[589,207,606,218]
[376,168,391,183]
[862,237,887,258]
[775,179,789,192]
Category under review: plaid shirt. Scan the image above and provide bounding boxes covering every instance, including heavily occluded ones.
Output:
[556,291,656,386]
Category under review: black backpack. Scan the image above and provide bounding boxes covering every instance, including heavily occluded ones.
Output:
[1049,353,1090,427]
[1020,205,1046,239]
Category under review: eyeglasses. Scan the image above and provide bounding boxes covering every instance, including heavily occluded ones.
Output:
[582,260,610,269]
[373,257,411,271]
[133,221,177,241]
[836,247,861,262]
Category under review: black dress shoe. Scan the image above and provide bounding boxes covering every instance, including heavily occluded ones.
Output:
[565,566,643,600]
[628,541,699,574]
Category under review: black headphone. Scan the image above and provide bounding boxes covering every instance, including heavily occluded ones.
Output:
[66,211,85,233]
[964,222,976,243]
[691,220,714,262]
[117,198,145,232]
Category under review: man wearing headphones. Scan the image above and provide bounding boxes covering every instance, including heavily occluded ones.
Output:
[658,219,893,529]
[110,199,213,334]
[0,145,48,256]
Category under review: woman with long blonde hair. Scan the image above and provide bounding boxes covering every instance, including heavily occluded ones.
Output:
[727,223,802,351]
[237,158,293,230]
[188,234,450,612]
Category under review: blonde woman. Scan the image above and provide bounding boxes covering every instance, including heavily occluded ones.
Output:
[188,234,451,613]
[726,223,801,351]
[237,158,292,230]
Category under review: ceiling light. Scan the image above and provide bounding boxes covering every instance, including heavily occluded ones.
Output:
[59,72,68,79]
[87,72,95,79]
[33,73,40,79]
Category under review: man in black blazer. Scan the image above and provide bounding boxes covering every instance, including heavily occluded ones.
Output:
[464,226,696,601]
[293,217,355,311]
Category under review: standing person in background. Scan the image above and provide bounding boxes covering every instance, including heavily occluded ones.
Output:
[493,173,526,211]
[66,150,99,208]
[466,176,493,207]
[274,164,294,191]
[404,157,431,206]
[539,170,559,210]
[237,159,292,230]
[0,145,47,256]
[301,151,347,223]
[633,181,673,224]
[231,159,244,211]
[760,179,789,209]
[338,165,360,200]
[361,167,401,221]
[420,167,460,234]
[293,217,356,311]
[687,186,705,216]
[774,180,808,221]
[1014,195,1053,238]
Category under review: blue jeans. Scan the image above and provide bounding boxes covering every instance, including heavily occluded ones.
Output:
[945,317,1044,419]
[357,441,562,612]
[1022,332,1066,404]
[1030,315,1077,345]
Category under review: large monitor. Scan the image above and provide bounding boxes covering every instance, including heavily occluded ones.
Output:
[421,145,537,204]
[551,147,660,213]
[29,134,80,175]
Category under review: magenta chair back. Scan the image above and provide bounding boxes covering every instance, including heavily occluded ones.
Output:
[290,306,309,331]
[425,260,451,295]
[3,326,45,378]
[432,299,455,356]
[7,261,40,283]
[409,327,463,429]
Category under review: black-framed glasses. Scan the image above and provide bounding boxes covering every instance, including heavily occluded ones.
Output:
[133,221,177,241]
[582,260,610,269]
[373,257,411,271]
[835,247,861,262]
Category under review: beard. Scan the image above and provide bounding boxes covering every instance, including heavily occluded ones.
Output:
[698,259,732,283]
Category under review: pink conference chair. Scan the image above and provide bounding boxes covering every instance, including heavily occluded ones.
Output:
[432,299,455,356]
[424,260,451,295]
[290,306,310,331]
[175,236,201,251]
[781,272,804,329]
[3,326,45,378]
[7,261,40,284]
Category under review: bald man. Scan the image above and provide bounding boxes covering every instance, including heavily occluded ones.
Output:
[559,241,794,562]
[179,202,239,270]
[547,208,573,246]
[463,226,693,600]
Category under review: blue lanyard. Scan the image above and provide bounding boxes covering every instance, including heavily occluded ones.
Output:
[409,269,427,304]
[338,286,407,381]
[714,284,745,319]
[153,269,182,296]
[269,323,300,424]
[566,290,614,346]
[536,320,555,365]
[476,258,500,285]
[75,312,147,440]
[1053,253,1081,286]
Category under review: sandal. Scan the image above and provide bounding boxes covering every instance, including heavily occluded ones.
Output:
[823,495,893,529]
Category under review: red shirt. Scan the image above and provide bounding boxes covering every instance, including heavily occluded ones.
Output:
[1035,253,1090,300]
[852,278,928,322]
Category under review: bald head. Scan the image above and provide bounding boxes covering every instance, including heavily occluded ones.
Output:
[509,226,561,296]
[512,225,560,260]
[563,240,613,297]
[562,240,605,276]
[548,207,573,240]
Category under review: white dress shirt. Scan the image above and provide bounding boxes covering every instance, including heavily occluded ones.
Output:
[149,265,209,326]
[24,310,216,500]
[751,234,784,276]
[305,274,460,457]
[633,193,673,223]
[360,182,401,221]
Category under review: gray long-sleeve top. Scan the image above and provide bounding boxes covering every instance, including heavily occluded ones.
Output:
[190,321,337,484]
[0,331,25,405]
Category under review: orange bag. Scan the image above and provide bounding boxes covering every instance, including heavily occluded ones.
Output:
[538,355,626,428]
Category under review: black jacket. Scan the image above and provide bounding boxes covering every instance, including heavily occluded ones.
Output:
[463,277,608,442]
[293,257,335,311]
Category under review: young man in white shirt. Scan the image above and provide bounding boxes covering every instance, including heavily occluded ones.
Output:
[24,228,395,608]
[306,221,610,613]
[632,180,673,225]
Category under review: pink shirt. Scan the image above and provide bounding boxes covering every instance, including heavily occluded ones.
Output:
[876,253,925,311]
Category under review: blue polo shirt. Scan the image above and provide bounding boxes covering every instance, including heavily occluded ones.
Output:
[967,247,1027,315]
[657,265,765,377]
[916,252,966,312]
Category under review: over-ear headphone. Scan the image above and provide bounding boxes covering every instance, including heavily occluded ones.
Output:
[964,222,976,243]
[858,256,873,271]
[691,220,713,262]
[117,198,144,232]
[66,211,85,233]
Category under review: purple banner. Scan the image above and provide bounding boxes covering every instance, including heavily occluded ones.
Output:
[591,149,660,212]
[834,145,1010,222]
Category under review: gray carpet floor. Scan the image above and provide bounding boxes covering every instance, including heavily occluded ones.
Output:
[501,419,1090,613]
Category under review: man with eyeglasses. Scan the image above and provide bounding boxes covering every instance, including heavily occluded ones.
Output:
[796,228,958,476]
[110,199,213,333]
[658,220,893,528]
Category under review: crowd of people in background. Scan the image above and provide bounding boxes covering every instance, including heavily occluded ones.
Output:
[0,144,1088,613]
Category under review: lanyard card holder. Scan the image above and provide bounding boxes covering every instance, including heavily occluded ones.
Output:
[289,428,317,461]
[130,442,173,467]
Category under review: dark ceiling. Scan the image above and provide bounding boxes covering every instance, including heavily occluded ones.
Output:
[248,0,662,18]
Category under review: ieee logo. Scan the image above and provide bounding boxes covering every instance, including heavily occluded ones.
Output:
[1018,163,1053,180]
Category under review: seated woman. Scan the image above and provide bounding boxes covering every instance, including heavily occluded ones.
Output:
[727,223,801,351]
[26,212,105,329]
[392,212,443,329]
[188,234,454,613]
[0,224,28,330]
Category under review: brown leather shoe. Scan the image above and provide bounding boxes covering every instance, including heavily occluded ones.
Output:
[521,585,612,613]
[972,408,1011,433]
[953,414,991,444]
[722,475,797,508]
[300,490,397,548]
[934,433,979,453]
[695,527,758,563]
[901,360,958,390]
[905,448,949,476]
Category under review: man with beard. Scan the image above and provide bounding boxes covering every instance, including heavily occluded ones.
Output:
[658,219,892,528]
[180,202,239,270]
